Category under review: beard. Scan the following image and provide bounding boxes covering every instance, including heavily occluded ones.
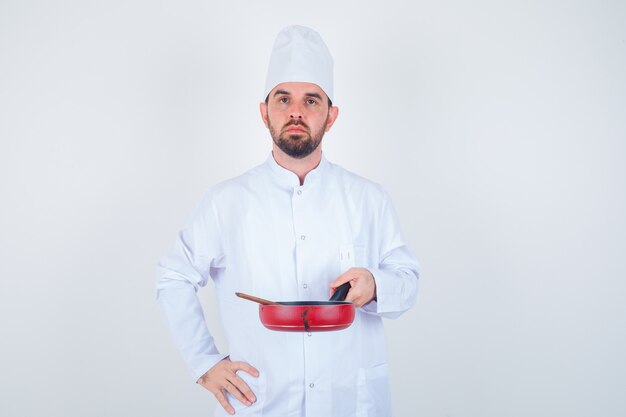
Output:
[268,116,328,159]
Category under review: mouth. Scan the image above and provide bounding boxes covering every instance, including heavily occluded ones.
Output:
[283,121,309,135]
[285,127,307,134]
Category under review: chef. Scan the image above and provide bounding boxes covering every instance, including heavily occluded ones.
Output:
[157,25,420,416]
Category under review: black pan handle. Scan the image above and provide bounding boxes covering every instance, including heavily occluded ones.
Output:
[329,282,351,302]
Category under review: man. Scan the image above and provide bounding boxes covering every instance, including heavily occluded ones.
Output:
[157,26,419,416]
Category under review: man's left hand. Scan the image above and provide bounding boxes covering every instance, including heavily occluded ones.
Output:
[330,268,377,308]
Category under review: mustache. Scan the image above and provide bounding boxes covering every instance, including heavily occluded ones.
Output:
[282,119,310,131]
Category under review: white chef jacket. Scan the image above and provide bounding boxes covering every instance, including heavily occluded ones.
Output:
[157,153,419,417]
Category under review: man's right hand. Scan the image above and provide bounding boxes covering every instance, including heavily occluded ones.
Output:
[197,357,259,415]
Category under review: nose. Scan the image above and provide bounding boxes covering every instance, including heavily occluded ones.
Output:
[289,102,303,121]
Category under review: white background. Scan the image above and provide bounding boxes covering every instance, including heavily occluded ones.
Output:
[1,1,625,416]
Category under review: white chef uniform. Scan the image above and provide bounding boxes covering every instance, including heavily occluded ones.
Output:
[157,153,419,416]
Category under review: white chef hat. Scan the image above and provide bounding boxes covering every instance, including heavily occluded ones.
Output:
[264,25,334,103]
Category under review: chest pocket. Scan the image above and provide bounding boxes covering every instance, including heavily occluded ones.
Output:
[339,244,371,273]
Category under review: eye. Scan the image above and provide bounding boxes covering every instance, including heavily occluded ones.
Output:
[279,97,289,104]
[306,99,317,105]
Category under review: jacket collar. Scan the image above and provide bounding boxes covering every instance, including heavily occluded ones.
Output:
[266,152,329,189]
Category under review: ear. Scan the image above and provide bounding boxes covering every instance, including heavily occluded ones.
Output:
[259,102,269,129]
[324,106,340,132]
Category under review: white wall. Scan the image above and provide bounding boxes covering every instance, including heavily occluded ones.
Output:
[1,1,624,416]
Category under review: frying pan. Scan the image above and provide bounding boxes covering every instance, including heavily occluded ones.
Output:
[236,282,354,332]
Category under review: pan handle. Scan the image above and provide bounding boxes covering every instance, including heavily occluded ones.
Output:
[235,292,280,305]
[329,282,351,302]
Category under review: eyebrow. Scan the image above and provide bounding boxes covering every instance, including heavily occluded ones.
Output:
[305,92,323,101]
[273,89,290,97]
[272,90,323,101]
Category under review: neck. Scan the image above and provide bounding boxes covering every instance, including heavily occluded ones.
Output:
[272,146,322,185]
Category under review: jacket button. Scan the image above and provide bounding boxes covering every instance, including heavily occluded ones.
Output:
[303,283,308,289]
[309,383,315,388]
[300,235,306,240]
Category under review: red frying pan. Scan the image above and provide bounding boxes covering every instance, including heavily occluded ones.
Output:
[236,282,354,332]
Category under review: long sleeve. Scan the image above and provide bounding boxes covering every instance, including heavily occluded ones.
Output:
[362,192,420,318]
[155,156,416,416]
[156,194,227,382]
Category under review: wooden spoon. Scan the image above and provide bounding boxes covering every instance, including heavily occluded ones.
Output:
[235,292,281,306]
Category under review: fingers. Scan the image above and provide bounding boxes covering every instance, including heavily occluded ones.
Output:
[224,376,254,410]
[198,359,259,415]
[344,283,364,307]
[329,271,353,298]
[330,270,353,289]
[333,268,376,308]
[214,390,235,415]
[227,368,257,405]
[232,360,260,378]
[229,361,259,403]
